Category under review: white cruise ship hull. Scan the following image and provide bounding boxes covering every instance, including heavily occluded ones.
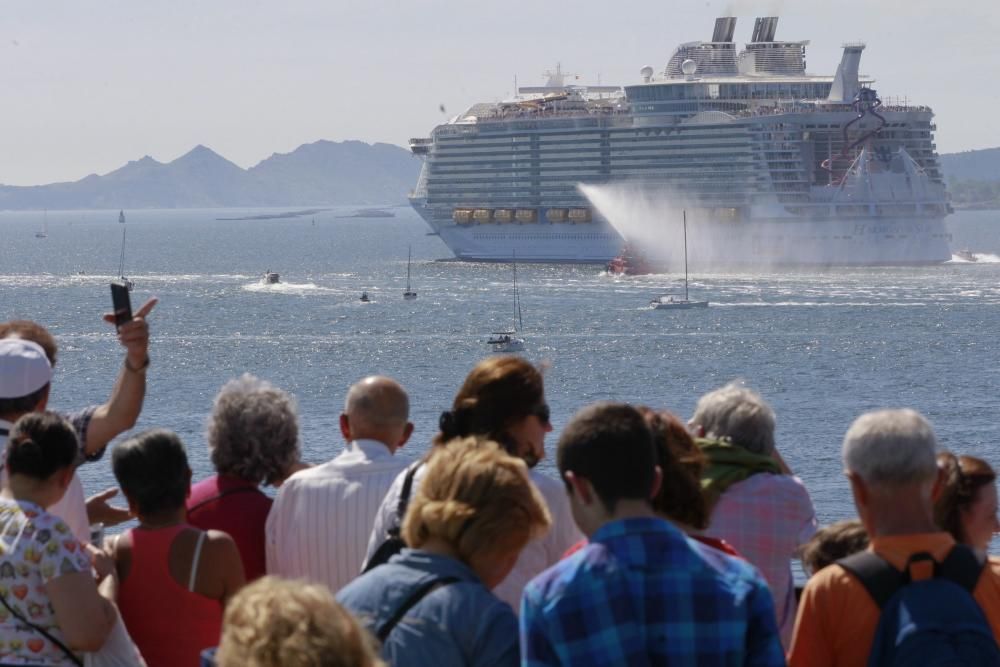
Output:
[413,199,951,266]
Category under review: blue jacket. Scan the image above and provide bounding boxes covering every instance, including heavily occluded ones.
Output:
[337,548,519,667]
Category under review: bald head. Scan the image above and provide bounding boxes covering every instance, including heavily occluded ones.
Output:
[341,376,412,450]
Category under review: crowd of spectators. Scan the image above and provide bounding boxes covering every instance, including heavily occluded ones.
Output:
[1,305,999,667]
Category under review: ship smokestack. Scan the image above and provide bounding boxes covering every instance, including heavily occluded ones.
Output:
[712,17,737,42]
[827,43,866,103]
[751,17,779,42]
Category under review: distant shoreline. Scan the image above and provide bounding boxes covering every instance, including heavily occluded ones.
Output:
[216,208,329,221]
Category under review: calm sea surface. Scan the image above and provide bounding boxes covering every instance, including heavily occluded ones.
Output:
[2,207,1000,536]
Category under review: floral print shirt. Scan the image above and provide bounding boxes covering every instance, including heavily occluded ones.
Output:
[0,497,90,665]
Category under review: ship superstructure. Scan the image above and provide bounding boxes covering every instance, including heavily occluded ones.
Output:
[408,17,951,265]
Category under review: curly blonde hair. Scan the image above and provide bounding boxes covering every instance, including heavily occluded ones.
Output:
[402,437,552,563]
[216,576,383,667]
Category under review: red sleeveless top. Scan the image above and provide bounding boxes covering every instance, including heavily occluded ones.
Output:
[117,524,223,667]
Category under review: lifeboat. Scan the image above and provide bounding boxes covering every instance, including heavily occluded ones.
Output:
[515,209,538,223]
[453,209,474,225]
[494,209,514,224]
[546,208,568,223]
[473,209,493,224]
[568,208,592,223]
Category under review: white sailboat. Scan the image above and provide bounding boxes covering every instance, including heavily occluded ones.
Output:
[651,211,708,310]
[403,246,417,300]
[488,254,525,353]
[118,210,134,291]
[35,210,48,238]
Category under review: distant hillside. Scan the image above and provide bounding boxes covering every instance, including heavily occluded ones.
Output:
[940,147,1000,183]
[0,140,421,210]
[940,147,1000,209]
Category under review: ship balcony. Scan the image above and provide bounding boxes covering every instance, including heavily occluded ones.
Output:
[409,138,433,155]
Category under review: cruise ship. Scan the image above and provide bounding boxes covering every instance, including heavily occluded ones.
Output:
[408,17,953,266]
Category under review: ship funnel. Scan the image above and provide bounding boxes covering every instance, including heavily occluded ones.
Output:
[712,17,737,42]
[827,43,866,103]
[751,17,778,42]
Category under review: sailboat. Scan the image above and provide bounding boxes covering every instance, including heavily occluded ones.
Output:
[117,210,134,291]
[487,253,525,353]
[35,210,48,238]
[403,246,417,300]
[651,210,708,309]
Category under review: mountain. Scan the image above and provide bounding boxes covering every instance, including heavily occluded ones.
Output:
[0,141,421,209]
[939,147,1000,183]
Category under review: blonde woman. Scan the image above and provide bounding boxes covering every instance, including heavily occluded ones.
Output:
[338,438,551,667]
[214,576,382,667]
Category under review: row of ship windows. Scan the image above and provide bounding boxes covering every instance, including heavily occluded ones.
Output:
[430,149,753,165]
[468,232,616,241]
[626,82,834,102]
[436,130,750,146]
[429,163,757,177]
[436,137,751,152]
[428,176,762,190]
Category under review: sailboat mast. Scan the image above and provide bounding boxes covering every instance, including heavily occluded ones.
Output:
[513,252,523,332]
[683,210,689,302]
[406,246,412,290]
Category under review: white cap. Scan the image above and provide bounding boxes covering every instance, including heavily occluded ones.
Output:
[0,339,53,399]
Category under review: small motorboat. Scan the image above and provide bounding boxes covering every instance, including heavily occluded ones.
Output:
[606,243,653,276]
[360,291,371,302]
[954,249,977,262]
[262,271,280,284]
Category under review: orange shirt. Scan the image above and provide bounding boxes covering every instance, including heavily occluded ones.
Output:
[788,532,1000,667]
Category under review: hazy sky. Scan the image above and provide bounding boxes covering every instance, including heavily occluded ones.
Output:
[2,0,997,185]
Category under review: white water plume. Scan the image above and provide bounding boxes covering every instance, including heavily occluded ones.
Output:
[579,182,726,272]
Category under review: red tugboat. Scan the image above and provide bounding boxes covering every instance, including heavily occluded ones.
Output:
[606,243,654,276]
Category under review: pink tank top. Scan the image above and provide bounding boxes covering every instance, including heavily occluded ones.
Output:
[117,524,223,667]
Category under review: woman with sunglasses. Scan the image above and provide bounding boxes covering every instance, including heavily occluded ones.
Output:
[363,355,580,611]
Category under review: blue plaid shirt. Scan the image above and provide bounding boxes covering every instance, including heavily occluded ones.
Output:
[520,517,786,667]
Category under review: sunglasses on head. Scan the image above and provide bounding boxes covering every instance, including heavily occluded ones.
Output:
[531,403,551,425]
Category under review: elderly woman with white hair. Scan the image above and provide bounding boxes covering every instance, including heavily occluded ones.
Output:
[688,380,817,650]
[186,374,305,581]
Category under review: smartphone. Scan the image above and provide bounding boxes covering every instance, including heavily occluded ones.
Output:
[110,281,132,330]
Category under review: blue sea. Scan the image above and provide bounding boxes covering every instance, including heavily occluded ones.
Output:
[2,207,999,533]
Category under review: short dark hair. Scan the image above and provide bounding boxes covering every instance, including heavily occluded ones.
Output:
[6,411,78,479]
[112,429,191,516]
[0,384,50,418]
[556,402,656,513]
[800,519,869,575]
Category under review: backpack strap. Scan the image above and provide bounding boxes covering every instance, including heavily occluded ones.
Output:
[395,461,423,524]
[838,545,985,609]
[375,576,459,642]
[938,543,985,593]
[838,551,906,609]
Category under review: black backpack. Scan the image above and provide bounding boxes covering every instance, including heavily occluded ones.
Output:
[838,545,1000,667]
[362,461,422,573]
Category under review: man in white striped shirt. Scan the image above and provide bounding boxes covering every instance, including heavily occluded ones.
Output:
[265,376,413,593]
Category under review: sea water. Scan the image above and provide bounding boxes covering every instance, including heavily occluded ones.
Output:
[1,207,999,533]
